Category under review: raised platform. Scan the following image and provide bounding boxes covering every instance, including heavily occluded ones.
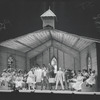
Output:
[0,89,100,95]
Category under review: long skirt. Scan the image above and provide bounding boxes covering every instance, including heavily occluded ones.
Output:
[27,77,34,84]
[14,81,23,88]
[86,77,95,85]
[72,81,83,91]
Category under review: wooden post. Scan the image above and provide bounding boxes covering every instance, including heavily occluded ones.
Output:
[49,47,51,63]
[42,52,43,67]
[74,57,75,71]
[63,52,65,70]
[57,49,59,70]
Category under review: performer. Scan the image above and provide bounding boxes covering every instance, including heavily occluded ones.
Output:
[22,71,28,90]
[34,65,43,89]
[64,68,69,90]
[0,69,7,86]
[55,67,65,90]
[51,58,57,76]
[82,69,89,82]
[26,68,36,90]
[70,70,84,91]
[41,65,49,90]
[14,73,24,90]
[86,70,96,87]
[48,63,55,78]
[65,69,73,90]
[48,63,55,90]
[88,68,92,76]
[53,63,57,76]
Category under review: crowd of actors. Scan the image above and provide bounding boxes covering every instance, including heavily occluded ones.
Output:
[0,64,96,92]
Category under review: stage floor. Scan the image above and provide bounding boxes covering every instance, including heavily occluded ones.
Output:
[0,82,98,94]
[0,89,100,95]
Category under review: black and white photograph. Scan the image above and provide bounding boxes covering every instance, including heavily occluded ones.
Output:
[0,0,100,98]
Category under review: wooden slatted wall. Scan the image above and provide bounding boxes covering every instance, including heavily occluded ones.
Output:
[30,46,80,71]
[0,46,26,73]
[80,43,97,75]
[80,47,88,70]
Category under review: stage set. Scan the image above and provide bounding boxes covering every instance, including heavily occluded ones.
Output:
[0,8,100,94]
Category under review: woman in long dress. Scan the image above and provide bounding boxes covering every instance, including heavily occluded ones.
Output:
[26,68,36,90]
[14,73,24,90]
[71,71,84,91]
[0,69,8,86]
[86,70,96,87]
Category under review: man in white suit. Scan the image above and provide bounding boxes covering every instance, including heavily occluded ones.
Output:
[55,67,65,90]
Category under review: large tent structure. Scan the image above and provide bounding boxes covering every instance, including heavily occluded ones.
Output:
[0,8,100,91]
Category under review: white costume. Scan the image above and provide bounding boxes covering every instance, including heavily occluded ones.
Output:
[34,68,43,83]
[0,72,7,85]
[27,70,36,84]
[42,69,47,77]
[5,75,12,82]
[54,65,57,74]
[51,57,57,74]
[86,73,96,85]
[55,70,64,90]
[71,75,84,91]
[14,76,23,88]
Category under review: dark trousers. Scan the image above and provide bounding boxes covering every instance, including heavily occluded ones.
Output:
[64,79,69,89]
[49,83,55,90]
[41,77,49,90]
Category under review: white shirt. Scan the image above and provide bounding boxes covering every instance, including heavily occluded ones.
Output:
[55,70,64,81]
[34,68,43,82]
[54,65,57,74]
[42,70,47,77]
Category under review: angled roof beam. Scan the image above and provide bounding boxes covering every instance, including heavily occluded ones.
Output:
[52,39,79,52]
[72,38,80,48]
[33,34,49,48]
[54,29,100,43]
[49,29,53,39]
[26,40,51,53]
[49,29,53,46]
[27,40,51,58]
[52,40,79,58]
[15,40,33,49]
[27,46,51,59]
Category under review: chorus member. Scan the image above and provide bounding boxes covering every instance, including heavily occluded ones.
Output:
[86,70,96,87]
[48,63,55,90]
[48,63,55,78]
[0,69,7,86]
[53,63,57,77]
[71,71,84,91]
[82,69,89,80]
[22,71,28,90]
[26,68,36,90]
[14,73,24,90]
[41,65,49,90]
[88,69,92,76]
[64,68,69,90]
[66,69,73,90]
[55,67,65,90]
[34,65,43,89]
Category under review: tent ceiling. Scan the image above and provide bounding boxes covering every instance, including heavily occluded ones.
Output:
[0,29,97,53]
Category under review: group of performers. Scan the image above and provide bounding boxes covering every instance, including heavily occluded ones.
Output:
[0,63,96,92]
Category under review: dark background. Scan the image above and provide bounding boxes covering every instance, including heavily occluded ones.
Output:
[0,0,100,43]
